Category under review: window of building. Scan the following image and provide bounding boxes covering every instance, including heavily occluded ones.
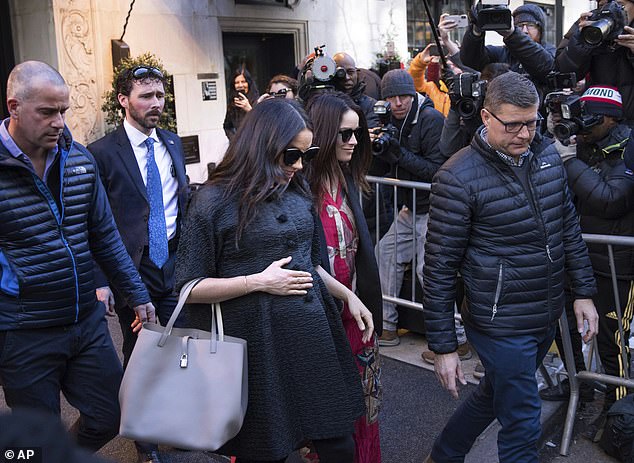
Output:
[406,0,470,59]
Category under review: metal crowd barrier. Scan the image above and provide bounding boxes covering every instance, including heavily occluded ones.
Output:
[558,233,634,456]
[365,176,634,456]
[367,175,431,313]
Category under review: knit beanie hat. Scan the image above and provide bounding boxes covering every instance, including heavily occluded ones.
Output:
[513,4,546,30]
[581,86,623,118]
[381,69,417,99]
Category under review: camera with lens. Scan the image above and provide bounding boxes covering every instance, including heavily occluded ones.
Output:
[581,0,627,46]
[371,100,399,156]
[546,71,577,91]
[476,0,512,31]
[544,92,604,141]
[298,45,347,102]
[447,72,487,119]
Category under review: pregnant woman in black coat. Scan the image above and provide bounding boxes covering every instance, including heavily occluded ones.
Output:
[176,98,373,463]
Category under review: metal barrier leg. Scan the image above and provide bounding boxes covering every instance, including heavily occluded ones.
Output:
[558,309,579,456]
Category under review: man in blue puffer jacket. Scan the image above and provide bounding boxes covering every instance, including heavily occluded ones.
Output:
[0,61,155,451]
[422,72,598,463]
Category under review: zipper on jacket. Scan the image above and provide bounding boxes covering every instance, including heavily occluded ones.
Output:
[492,262,503,321]
[546,244,554,263]
[31,150,80,321]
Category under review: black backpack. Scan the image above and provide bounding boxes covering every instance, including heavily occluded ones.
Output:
[600,394,634,462]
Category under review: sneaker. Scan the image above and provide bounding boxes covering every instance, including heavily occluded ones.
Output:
[378,329,400,346]
[473,362,485,379]
[539,378,595,403]
[421,342,473,364]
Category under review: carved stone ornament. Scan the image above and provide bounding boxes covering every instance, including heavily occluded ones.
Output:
[56,1,100,145]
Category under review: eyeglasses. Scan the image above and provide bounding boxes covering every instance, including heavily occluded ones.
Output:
[516,22,539,31]
[338,127,364,143]
[283,146,320,166]
[129,66,164,80]
[485,109,543,133]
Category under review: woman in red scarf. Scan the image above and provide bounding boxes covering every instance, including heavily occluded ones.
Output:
[305,92,383,463]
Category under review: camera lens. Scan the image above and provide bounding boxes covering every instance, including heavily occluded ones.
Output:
[457,98,477,119]
[372,135,388,155]
[581,18,614,45]
[553,120,579,140]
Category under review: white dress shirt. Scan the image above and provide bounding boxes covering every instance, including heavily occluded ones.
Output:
[124,119,179,241]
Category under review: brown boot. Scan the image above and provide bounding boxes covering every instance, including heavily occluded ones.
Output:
[378,329,400,346]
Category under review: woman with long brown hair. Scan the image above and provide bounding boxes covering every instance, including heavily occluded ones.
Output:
[176,98,374,463]
[305,92,383,463]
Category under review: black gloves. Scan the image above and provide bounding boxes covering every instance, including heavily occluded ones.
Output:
[375,136,401,165]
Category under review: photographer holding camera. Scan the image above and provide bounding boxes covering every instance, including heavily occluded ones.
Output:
[460,3,555,85]
[556,0,634,124]
[550,86,634,431]
[373,69,446,346]
[333,52,380,127]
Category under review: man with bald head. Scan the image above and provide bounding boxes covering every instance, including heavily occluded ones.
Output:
[0,61,154,451]
[333,52,380,127]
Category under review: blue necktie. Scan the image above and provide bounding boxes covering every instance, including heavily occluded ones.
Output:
[144,137,169,268]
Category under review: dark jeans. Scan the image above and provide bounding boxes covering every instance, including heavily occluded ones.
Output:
[0,304,122,451]
[235,434,355,463]
[431,323,556,463]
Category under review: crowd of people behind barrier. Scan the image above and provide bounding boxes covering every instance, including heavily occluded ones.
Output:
[1,1,634,463]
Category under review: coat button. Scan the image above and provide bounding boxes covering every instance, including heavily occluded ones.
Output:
[304,293,314,302]
[276,214,287,223]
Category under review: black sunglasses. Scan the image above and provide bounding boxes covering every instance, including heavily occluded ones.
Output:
[338,127,364,143]
[129,66,164,80]
[283,146,320,166]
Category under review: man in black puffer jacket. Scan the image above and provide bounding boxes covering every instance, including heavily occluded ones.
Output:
[422,72,598,463]
[0,61,154,452]
[373,69,446,347]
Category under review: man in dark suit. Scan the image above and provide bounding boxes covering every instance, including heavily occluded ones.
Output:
[88,65,188,463]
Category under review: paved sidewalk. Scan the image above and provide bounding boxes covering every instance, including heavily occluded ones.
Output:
[0,320,621,462]
[380,330,619,463]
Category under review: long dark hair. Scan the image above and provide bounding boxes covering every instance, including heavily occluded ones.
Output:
[305,92,371,206]
[228,66,260,105]
[210,98,312,239]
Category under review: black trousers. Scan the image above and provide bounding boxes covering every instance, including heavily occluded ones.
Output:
[235,434,355,463]
[594,275,634,409]
[0,305,122,451]
[115,247,181,368]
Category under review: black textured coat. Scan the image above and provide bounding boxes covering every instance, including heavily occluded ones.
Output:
[0,126,149,329]
[423,129,596,354]
[175,182,364,460]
